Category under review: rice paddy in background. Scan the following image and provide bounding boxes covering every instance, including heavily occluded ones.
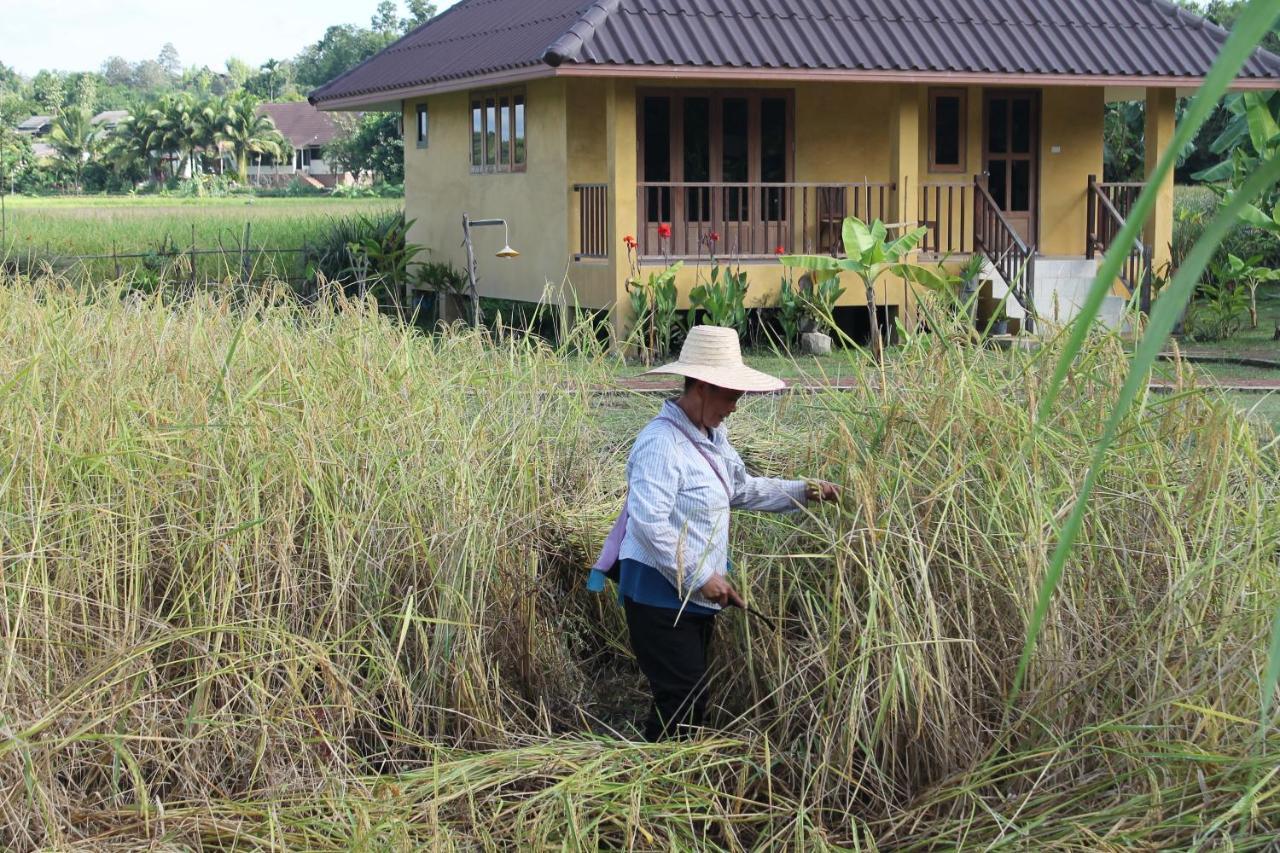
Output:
[0,195,398,255]
[0,276,1277,849]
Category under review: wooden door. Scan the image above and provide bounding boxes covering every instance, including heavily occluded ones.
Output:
[983,91,1039,246]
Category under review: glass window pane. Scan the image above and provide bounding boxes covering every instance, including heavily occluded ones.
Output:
[722,98,748,221]
[471,101,482,166]
[934,95,960,165]
[643,97,672,223]
[988,99,1008,154]
[988,159,1007,210]
[684,97,711,222]
[761,97,787,220]
[1011,160,1031,211]
[499,97,510,165]
[485,98,496,166]
[418,106,428,144]
[514,95,525,164]
[1011,99,1031,154]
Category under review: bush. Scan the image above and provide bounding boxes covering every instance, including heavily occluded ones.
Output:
[1175,185,1280,275]
[304,208,422,307]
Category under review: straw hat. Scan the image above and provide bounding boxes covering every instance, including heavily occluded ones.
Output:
[645,325,785,392]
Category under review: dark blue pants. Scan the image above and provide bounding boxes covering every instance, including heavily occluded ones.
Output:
[623,598,717,741]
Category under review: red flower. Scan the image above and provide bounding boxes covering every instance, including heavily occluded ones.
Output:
[774,245,786,255]
[706,231,720,244]
[623,234,637,250]
[657,223,672,240]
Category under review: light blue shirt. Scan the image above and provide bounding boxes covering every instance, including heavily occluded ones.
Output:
[618,399,808,611]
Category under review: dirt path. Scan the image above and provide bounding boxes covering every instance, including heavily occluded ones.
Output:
[602,375,1280,395]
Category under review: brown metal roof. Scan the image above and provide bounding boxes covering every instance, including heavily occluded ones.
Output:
[257,102,343,147]
[310,0,1280,107]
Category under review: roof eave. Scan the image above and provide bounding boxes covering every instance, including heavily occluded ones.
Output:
[311,61,1280,111]
[554,63,1280,90]
[311,65,558,111]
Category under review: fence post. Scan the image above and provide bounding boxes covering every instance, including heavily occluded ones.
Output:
[241,221,251,284]
[113,243,121,280]
[190,224,197,289]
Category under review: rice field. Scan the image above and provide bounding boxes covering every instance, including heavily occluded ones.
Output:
[0,273,1277,849]
[0,196,399,284]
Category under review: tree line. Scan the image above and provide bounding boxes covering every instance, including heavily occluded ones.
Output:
[0,0,437,194]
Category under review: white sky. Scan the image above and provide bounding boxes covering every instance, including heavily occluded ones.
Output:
[1,0,462,77]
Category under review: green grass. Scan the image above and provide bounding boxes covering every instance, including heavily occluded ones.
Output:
[1227,391,1280,433]
[1,274,1276,849]
[1177,288,1280,361]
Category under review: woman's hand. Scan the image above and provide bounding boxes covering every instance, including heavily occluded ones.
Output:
[806,480,841,503]
[700,574,746,609]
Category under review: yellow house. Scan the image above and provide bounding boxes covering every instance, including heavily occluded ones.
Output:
[310,0,1280,339]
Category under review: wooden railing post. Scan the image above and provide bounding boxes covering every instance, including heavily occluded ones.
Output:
[1140,243,1154,316]
[1086,174,1097,259]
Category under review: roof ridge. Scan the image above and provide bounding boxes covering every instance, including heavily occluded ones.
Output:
[542,0,623,68]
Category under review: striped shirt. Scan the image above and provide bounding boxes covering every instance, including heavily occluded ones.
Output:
[619,399,809,611]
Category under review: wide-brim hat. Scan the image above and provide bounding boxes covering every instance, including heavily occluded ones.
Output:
[645,325,785,392]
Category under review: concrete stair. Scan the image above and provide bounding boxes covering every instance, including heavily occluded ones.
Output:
[982,256,1132,334]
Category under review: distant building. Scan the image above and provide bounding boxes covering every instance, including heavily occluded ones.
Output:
[252,101,353,187]
[16,116,53,137]
[90,110,130,132]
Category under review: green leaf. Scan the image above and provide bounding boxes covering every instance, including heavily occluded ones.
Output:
[1191,159,1236,183]
[844,217,877,256]
[887,227,929,260]
[1244,92,1280,155]
[780,255,841,272]
[891,262,949,290]
[1017,0,1280,710]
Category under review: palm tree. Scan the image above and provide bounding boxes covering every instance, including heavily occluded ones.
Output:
[49,107,98,192]
[260,59,281,101]
[104,113,170,187]
[216,93,288,184]
[149,94,202,179]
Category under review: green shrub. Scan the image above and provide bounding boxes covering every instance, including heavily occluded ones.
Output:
[1175,185,1280,275]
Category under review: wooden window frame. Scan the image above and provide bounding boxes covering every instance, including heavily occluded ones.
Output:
[635,88,795,188]
[469,87,526,174]
[928,88,967,174]
[416,104,429,149]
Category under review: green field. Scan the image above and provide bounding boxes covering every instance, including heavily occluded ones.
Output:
[0,195,401,284]
[1,274,1277,849]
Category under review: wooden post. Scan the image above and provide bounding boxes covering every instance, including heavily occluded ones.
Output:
[462,213,480,327]
[190,224,197,289]
[1086,175,1097,259]
[113,243,121,280]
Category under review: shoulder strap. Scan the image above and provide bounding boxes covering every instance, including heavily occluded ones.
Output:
[657,416,732,500]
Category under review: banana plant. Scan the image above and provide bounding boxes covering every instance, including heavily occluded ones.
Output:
[781,216,947,361]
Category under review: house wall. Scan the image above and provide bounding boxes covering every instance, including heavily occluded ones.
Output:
[1039,87,1105,257]
[400,76,1116,324]
[403,78,571,306]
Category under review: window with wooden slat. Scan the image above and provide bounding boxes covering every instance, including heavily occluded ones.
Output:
[469,88,526,173]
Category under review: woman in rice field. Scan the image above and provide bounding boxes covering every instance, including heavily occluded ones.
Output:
[589,325,840,741]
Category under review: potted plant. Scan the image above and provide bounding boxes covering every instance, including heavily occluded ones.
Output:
[988,302,1009,336]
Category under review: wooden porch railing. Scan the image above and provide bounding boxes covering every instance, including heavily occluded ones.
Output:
[919,181,973,254]
[974,176,1037,333]
[635,181,895,258]
[573,183,609,260]
[1087,175,1153,312]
